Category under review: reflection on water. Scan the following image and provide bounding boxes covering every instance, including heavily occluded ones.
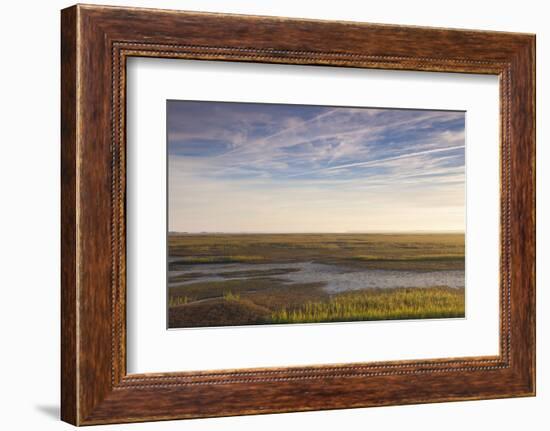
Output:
[168,260,464,293]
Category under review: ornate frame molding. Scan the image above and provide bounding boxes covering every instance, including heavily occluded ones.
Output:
[61,5,535,425]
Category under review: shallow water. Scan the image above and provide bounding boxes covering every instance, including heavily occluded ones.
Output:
[168,260,464,293]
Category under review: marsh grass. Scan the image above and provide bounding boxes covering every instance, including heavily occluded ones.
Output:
[167,233,466,327]
[169,233,465,271]
[168,296,189,307]
[223,290,241,301]
[270,287,464,323]
[172,255,264,264]
[350,254,464,262]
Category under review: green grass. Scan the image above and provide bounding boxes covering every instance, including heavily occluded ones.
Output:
[223,290,241,301]
[168,285,465,327]
[168,296,189,307]
[270,287,464,324]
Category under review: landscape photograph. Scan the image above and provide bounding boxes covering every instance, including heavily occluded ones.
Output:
[167,100,465,329]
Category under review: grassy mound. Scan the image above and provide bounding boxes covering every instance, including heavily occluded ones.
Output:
[168,298,270,328]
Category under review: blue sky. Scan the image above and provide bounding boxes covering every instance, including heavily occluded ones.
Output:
[167,100,465,233]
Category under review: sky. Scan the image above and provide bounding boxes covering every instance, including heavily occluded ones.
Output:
[167,100,465,233]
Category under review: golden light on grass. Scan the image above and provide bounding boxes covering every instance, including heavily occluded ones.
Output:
[270,287,464,324]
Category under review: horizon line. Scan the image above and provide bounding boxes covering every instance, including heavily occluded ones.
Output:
[168,230,465,235]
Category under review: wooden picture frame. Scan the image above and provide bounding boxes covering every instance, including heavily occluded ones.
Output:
[61,4,535,425]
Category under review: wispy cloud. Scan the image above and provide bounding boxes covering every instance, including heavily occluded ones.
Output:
[167,101,465,233]
[290,144,465,177]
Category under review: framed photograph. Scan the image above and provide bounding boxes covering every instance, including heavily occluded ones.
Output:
[61,4,535,425]
[165,100,467,330]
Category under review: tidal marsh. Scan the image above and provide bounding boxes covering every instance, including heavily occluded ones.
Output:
[168,233,465,328]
